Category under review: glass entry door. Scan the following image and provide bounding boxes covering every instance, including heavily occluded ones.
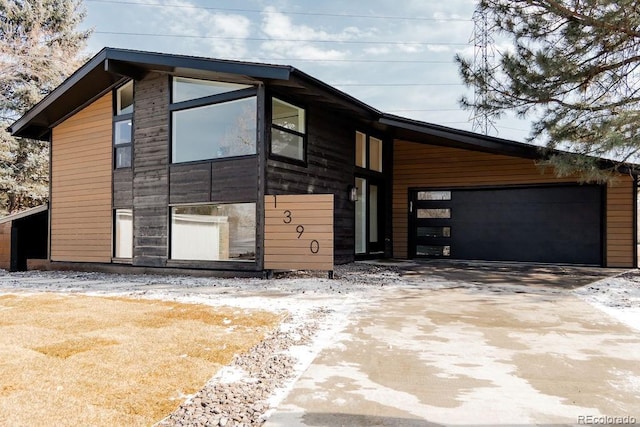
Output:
[355,177,384,256]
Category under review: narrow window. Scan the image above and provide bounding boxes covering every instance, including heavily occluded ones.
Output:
[355,131,366,168]
[171,203,256,261]
[271,97,306,162]
[114,81,133,169]
[172,77,251,103]
[369,137,383,172]
[355,177,367,254]
[114,209,133,258]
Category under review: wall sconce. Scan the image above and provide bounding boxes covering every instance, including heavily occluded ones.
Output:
[348,185,358,202]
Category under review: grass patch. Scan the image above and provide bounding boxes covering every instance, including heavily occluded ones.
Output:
[0,292,282,426]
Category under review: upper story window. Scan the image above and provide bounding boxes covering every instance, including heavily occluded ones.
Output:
[355,131,383,172]
[170,77,257,164]
[271,97,306,162]
[114,81,133,169]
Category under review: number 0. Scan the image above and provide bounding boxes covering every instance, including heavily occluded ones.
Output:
[310,240,320,254]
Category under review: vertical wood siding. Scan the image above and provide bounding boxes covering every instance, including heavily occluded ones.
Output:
[393,140,635,267]
[50,94,113,262]
[266,105,354,264]
[132,73,169,267]
[0,222,11,269]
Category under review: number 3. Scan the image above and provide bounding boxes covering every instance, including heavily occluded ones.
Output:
[283,210,292,224]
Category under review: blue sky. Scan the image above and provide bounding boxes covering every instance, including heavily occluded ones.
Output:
[80,0,531,142]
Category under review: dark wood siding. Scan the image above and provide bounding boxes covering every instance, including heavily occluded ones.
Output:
[266,105,354,264]
[132,73,169,267]
[169,157,258,205]
[113,169,133,208]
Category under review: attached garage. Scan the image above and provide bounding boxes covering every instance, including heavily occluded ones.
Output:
[410,185,603,265]
[391,129,637,268]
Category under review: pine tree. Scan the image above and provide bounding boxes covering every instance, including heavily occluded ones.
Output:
[0,0,90,214]
[456,0,640,182]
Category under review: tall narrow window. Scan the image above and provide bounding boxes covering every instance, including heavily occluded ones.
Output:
[355,131,366,168]
[114,209,133,258]
[271,97,306,162]
[355,177,367,254]
[114,81,133,168]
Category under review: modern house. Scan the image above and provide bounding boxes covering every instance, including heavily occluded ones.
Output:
[7,47,638,273]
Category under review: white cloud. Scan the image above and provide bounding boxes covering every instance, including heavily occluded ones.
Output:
[157,0,251,58]
[364,46,391,55]
[260,6,360,60]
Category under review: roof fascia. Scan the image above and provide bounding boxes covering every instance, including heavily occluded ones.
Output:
[104,49,292,81]
[380,114,541,159]
[8,49,109,137]
[0,204,48,225]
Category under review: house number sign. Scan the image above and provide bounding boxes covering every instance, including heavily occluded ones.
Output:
[264,194,334,272]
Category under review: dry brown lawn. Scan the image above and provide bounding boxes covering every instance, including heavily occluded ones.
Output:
[0,292,282,426]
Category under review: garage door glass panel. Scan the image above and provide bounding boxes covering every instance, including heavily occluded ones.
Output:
[417,226,451,238]
[417,191,451,201]
[417,245,450,256]
[417,208,450,219]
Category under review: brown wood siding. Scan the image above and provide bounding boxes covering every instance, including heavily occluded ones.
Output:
[264,194,334,270]
[606,177,634,267]
[132,73,169,267]
[393,140,635,267]
[0,222,11,269]
[266,104,354,264]
[50,94,113,262]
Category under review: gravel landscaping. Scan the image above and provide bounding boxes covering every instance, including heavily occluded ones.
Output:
[1,262,638,426]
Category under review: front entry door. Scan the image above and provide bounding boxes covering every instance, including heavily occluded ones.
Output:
[355,177,385,256]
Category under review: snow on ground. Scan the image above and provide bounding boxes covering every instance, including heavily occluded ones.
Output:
[573,271,640,331]
[0,262,638,425]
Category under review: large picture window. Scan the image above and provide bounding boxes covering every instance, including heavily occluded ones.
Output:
[171,203,256,262]
[171,77,257,164]
[271,97,306,162]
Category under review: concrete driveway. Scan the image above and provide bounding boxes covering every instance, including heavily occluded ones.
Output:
[267,262,640,426]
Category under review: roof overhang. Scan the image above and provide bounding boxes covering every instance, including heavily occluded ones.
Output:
[380,114,543,159]
[9,48,294,140]
[0,204,48,225]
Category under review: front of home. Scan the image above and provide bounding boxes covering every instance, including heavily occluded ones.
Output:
[8,48,638,273]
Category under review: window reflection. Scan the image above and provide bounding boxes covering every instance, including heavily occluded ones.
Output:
[172,97,257,163]
[171,204,256,261]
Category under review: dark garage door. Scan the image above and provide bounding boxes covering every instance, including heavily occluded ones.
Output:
[411,185,603,265]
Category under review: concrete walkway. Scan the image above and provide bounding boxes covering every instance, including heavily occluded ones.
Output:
[267,263,640,426]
